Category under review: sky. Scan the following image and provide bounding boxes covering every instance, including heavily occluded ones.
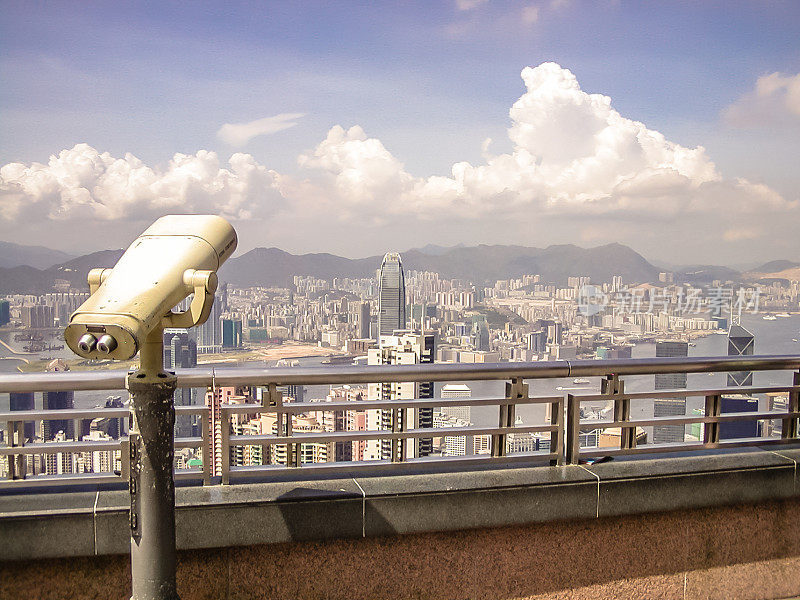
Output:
[1,1,799,267]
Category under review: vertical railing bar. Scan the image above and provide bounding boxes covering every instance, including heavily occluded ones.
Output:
[549,398,561,466]
[200,392,211,486]
[283,404,300,468]
[703,394,720,444]
[262,383,280,467]
[120,438,130,482]
[220,406,230,484]
[566,393,580,465]
[784,370,800,440]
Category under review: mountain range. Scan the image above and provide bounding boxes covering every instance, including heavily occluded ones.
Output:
[0,241,795,295]
[0,241,75,270]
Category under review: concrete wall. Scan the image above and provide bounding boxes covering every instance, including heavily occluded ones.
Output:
[2,447,800,598]
[2,498,800,599]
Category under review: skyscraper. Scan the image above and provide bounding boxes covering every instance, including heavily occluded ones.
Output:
[721,324,758,439]
[359,301,371,339]
[727,324,755,386]
[196,295,222,354]
[653,341,688,444]
[0,299,10,326]
[377,253,406,339]
[164,329,199,438]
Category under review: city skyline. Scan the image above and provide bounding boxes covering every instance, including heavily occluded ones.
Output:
[1,2,799,264]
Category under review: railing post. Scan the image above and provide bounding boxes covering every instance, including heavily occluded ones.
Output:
[288,412,301,468]
[263,383,281,466]
[493,378,525,457]
[201,400,211,485]
[7,421,25,480]
[277,405,300,468]
[550,398,564,466]
[220,407,230,484]
[783,370,800,440]
[703,394,721,444]
[565,394,581,464]
[120,438,130,482]
[390,407,406,463]
[604,374,633,449]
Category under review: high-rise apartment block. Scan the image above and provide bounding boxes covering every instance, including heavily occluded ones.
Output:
[653,341,688,444]
[42,359,74,441]
[9,391,35,442]
[367,332,435,461]
[439,383,472,423]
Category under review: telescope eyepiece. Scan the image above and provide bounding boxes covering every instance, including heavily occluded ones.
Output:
[78,333,97,353]
[96,334,118,354]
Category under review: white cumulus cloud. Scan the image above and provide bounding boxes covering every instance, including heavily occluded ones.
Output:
[289,62,789,225]
[0,144,283,223]
[724,71,800,127]
[217,113,305,147]
[1,62,795,259]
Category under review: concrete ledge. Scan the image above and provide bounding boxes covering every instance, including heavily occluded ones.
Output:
[3,498,800,599]
[1,446,799,561]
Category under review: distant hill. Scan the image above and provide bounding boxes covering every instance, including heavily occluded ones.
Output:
[221,247,376,288]
[6,241,782,294]
[754,260,800,273]
[221,242,661,287]
[413,243,466,256]
[743,259,800,284]
[0,241,75,269]
[0,249,123,294]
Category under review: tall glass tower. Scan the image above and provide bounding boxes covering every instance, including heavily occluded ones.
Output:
[378,252,406,339]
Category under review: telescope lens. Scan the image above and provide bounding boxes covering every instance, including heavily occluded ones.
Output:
[96,334,118,354]
[78,333,97,353]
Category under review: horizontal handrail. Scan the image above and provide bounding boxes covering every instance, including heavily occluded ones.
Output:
[230,424,556,446]
[221,394,563,415]
[0,408,129,422]
[1,355,799,392]
[579,436,795,458]
[578,411,800,430]
[574,384,800,401]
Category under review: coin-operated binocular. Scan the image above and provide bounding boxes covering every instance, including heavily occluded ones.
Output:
[63,214,237,600]
[65,214,237,363]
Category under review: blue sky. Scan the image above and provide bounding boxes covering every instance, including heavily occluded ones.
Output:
[1,1,799,264]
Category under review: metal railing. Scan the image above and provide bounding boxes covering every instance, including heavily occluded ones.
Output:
[1,355,799,489]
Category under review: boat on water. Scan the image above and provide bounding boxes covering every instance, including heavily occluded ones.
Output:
[321,355,354,365]
[776,313,791,318]
[573,378,591,385]
[763,315,778,321]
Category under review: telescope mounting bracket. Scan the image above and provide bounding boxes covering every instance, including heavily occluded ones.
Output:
[162,269,218,329]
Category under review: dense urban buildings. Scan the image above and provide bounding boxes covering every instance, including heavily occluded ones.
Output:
[2,252,800,476]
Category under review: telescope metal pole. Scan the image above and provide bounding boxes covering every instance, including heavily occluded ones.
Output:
[126,324,180,600]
